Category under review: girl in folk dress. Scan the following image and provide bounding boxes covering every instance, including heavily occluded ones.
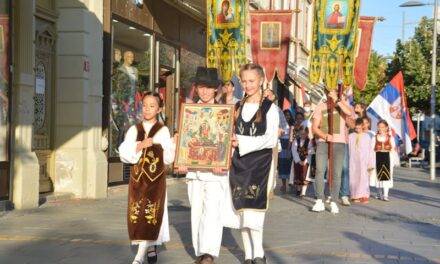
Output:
[348,118,375,203]
[225,63,279,264]
[119,93,176,264]
[371,120,397,201]
[292,125,314,197]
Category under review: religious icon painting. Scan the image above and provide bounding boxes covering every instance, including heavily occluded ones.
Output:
[175,104,235,170]
[214,0,240,29]
[260,21,281,50]
[319,0,354,34]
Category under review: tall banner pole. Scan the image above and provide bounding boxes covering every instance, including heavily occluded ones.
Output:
[309,0,361,191]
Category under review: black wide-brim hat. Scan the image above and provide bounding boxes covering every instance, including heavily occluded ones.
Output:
[190,67,222,88]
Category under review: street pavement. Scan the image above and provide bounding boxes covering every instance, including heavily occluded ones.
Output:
[0,167,439,264]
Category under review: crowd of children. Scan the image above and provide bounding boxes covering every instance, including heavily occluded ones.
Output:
[277,97,399,213]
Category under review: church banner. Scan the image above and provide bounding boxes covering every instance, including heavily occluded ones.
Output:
[309,0,361,90]
[250,10,292,83]
[207,0,247,82]
[354,16,376,91]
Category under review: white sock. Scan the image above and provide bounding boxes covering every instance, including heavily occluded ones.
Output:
[241,228,253,260]
[250,229,264,258]
[383,186,389,197]
[133,241,147,263]
[301,185,307,195]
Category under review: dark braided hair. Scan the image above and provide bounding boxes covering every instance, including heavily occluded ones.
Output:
[236,63,265,123]
[142,92,163,108]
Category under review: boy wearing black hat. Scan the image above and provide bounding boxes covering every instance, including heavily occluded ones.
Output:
[176,67,228,264]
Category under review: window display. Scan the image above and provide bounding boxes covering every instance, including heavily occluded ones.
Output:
[0,0,10,200]
[109,20,152,157]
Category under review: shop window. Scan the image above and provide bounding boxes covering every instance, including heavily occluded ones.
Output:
[0,0,10,200]
[109,20,152,158]
[180,48,205,103]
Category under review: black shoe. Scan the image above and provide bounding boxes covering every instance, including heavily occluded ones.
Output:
[146,246,157,264]
[253,256,266,264]
[243,259,253,264]
[194,254,214,264]
[296,190,301,196]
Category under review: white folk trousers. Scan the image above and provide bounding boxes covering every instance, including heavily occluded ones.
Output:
[187,178,228,257]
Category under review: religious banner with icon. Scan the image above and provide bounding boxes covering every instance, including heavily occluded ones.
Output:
[309,0,361,90]
[206,0,247,82]
[354,16,376,91]
[250,10,292,83]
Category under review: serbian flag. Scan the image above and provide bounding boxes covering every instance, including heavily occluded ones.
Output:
[354,16,376,91]
[367,72,417,154]
[250,10,293,82]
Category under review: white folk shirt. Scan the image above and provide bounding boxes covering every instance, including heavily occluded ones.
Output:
[118,121,175,165]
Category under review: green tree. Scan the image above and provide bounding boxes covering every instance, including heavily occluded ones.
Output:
[354,50,387,105]
[386,16,440,114]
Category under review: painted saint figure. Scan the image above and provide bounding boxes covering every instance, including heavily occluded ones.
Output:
[326,4,345,29]
[217,0,235,24]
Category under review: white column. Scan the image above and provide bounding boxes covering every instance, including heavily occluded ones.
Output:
[55,0,107,198]
[12,0,40,209]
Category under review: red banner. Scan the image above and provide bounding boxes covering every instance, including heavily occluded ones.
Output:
[250,11,292,83]
[354,16,376,91]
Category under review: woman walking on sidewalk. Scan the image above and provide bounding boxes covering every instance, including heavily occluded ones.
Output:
[119,93,176,264]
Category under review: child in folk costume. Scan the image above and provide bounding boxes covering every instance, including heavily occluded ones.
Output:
[292,125,314,198]
[371,120,397,201]
[348,118,375,203]
[119,93,176,264]
[225,63,279,264]
[176,67,228,264]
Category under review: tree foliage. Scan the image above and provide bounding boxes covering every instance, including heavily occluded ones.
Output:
[353,50,387,105]
[386,17,440,114]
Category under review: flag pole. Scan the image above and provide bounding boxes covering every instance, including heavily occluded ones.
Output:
[328,89,334,192]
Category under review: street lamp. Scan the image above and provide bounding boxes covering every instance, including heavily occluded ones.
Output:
[400,0,437,181]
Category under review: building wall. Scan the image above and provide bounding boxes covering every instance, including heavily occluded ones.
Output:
[10,0,107,209]
[12,0,40,209]
[55,0,107,198]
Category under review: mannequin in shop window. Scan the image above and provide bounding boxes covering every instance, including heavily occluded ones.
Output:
[114,50,139,148]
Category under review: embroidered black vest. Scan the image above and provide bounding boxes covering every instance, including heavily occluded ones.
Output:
[234,98,273,136]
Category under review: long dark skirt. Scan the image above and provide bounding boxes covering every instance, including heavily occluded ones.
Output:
[376,151,391,181]
[294,162,309,186]
[229,148,272,211]
[278,138,292,179]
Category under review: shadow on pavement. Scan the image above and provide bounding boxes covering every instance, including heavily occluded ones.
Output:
[344,231,437,263]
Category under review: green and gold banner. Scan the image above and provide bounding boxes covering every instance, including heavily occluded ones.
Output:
[207,0,247,82]
[309,0,361,90]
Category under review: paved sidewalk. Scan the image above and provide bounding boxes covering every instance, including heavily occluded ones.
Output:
[0,167,439,264]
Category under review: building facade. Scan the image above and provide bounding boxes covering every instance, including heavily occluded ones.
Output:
[0,0,107,210]
[103,0,206,183]
[1,0,207,210]
[249,0,321,107]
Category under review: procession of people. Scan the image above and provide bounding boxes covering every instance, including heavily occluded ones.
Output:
[117,63,405,264]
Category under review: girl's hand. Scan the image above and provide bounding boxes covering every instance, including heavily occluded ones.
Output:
[212,167,227,174]
[175,166,188,174]
[173,133,179,144]
[140,136,153,149]
[231,134,239,147]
